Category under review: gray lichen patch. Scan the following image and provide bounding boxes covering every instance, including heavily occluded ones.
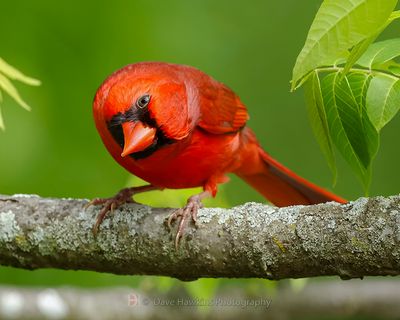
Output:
[0,211,21,242]
[76,209,97,232]
[114,204,152,224]
[344,197,368,222]
[11,194,40,198]
[27,227,45,246]
[196,207,227,224]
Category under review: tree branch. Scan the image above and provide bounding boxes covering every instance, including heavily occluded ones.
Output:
[0,194,399,280]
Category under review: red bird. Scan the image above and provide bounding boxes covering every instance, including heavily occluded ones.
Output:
[91,62,345,246]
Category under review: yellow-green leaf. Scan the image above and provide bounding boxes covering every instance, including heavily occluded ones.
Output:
[0,57,41,86]
[366,74,400,131]
[357,38,400,69]
[343,10,400,74]
[321,72,378,189]
[292,0,397,90]
[0,73,32,111]
[304,71,337,183]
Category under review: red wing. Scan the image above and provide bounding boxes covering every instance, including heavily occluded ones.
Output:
[197,81,249,134]
[148,81,191,140]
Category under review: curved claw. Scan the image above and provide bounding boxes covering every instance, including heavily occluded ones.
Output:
[165,195,204,249]
[84,198,106,210]
[84,201,93,210]
[166,210,182,231]
[87,185,158,237]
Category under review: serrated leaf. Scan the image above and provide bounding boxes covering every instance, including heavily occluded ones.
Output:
[0,73,32,111]
[0,57,41,86]
[292,0,397,90]
[366,74,400,131]
[304,71,337,183]
[321,72,378,189]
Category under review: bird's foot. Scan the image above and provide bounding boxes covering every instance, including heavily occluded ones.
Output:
[166,193,206,248]
[86,185,158,236]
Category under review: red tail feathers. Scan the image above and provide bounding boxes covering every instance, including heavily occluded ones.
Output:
[237,146,346,207]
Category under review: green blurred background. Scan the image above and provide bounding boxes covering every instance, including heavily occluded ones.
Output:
[0,0,399,308]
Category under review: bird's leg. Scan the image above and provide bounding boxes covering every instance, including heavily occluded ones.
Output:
[166,191,211,248]
[87,185,161,236]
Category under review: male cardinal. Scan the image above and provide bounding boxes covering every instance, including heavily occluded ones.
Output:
[91,62,345,246]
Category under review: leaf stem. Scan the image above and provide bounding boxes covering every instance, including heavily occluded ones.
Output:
[315,66,400,81]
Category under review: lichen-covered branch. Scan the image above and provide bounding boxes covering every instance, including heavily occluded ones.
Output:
[0,194,400,280]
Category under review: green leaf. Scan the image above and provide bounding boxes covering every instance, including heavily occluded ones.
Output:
[389,10,400,21]
[292,0,397,90]
[304,71,337,183]
[343,10,400,74]
[321,72,378,188]
[0,57,41,131]
[366,74,400,131]
[0,73,32,111]
[346,72,371,108]
[347,72,379,163]
[357,38,400,69]
[342,33,380,75]
[388,64,400,75]
[0,58,41,86]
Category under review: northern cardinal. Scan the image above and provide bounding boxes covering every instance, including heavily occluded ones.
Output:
[91,62,345,246]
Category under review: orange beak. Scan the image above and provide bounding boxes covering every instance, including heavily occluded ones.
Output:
[121,121,157,157]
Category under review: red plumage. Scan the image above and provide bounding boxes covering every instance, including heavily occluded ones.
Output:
[92,62,345,244]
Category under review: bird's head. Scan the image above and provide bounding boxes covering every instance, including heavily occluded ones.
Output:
[93,63,197,159]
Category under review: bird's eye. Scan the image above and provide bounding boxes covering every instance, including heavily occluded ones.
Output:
[136,94,151,109]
